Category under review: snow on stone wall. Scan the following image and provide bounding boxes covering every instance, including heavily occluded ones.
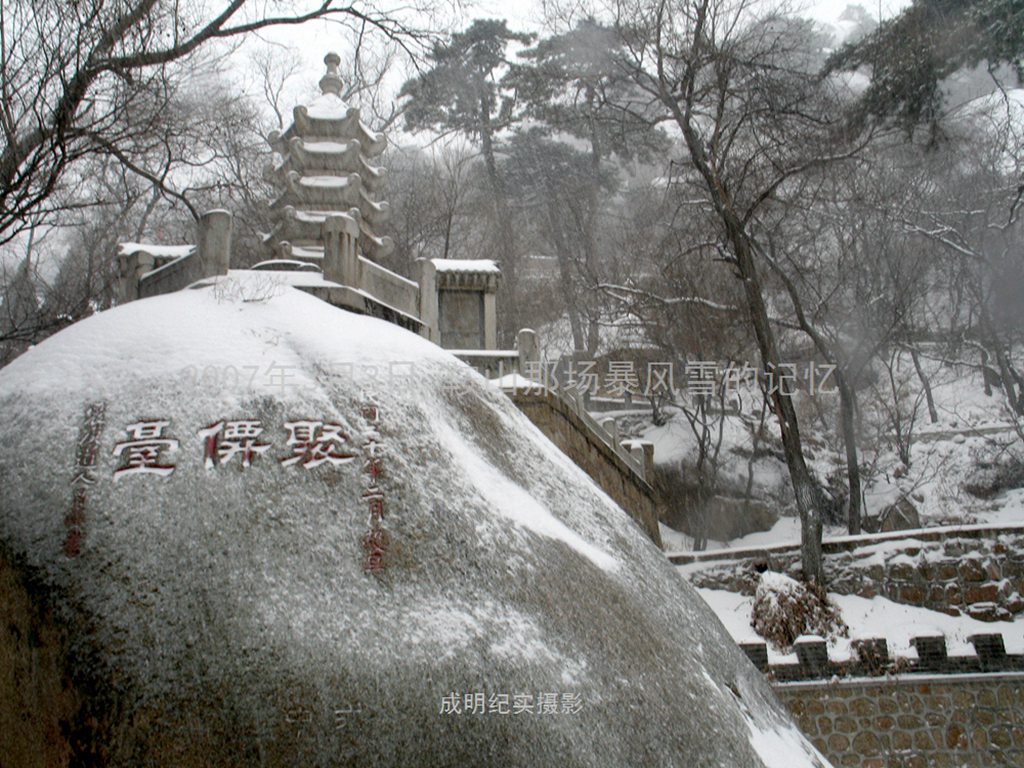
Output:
[678,527,1024,622]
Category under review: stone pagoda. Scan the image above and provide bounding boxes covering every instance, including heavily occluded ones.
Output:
[263,52,393,267]
[116,52,502,345]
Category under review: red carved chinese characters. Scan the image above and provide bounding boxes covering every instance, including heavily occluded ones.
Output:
[112,420,179,480]
[199,420,271,468]
[280,421,356,468]
[360,404,388,574]
[65,402,106,556]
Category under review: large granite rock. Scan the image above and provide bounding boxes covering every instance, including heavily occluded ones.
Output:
[0,276,829,767]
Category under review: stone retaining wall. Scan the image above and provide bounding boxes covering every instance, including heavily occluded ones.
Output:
[740,633,1022,682]
[511,391,661,546]
[774,673,1024,767]
[676,526,1024,621]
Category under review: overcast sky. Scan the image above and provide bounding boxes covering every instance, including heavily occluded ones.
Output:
[235,0,913,135]
[466,0,910,32]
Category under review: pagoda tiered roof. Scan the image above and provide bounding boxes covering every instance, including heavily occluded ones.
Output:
[267,138,386,187]
[267,97,387,157]
[264,52,393,264]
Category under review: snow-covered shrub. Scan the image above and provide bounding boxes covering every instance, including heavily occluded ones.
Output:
[751,571,847,650]
[963,443,1024,499]
[211,273,283,303]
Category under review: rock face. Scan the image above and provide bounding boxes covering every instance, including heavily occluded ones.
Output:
[864,497,921,534]
[0,277,830,767]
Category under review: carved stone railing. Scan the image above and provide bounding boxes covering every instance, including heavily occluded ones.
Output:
[453,330,660,546]
[302,213,421,327]
[119,210,232,303]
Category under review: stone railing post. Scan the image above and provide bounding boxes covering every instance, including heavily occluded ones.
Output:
[629,443,646,480]
[517,328,539,375]
[417,258,439,343]
[323,214,359,288]
[197,209,232,278]
[639,441,655,482]
[117,250,155,304]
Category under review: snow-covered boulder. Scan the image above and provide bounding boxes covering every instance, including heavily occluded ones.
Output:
[0,276,830,767]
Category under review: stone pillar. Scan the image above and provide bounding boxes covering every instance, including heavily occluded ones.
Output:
[117,250,155,304]
[197,209,232,278]
[417,259,439,343]
[629,444,646,480]
[793,637,829,676]
[638,441,655,482]
[483,291,497,350]
[517,328,539,370]
[323,214,359,288]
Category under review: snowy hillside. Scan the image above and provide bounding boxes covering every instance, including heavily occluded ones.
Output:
[638,348,1024,664]
[648,348,1024,554]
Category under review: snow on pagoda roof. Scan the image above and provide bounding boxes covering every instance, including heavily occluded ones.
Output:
[292,209,357,223]
[298,174,354,189]
[431,259,501,274]
[305,92,355,121]
[300,139,358,154]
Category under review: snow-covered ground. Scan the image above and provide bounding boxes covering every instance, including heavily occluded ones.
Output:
[699,586,1024,665]
[631,351,1024,652]
[648,351,1024,553]
[660,516,816,554]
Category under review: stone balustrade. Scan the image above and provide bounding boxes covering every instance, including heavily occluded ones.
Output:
[739,633,1023,681]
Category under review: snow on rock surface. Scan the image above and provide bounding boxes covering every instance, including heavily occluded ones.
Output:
[0,276,830,767]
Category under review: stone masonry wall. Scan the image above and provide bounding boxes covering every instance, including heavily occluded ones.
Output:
[774,674,1024,767]
[511,392,662,546]
[676,527,1024,621]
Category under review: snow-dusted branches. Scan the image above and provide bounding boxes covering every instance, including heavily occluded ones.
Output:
[0,0,430,245]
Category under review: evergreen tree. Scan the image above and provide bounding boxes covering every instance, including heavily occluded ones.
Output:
[826,0,1024,134]
[400,20,533,336]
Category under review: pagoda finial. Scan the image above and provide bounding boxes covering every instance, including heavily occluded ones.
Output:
[319,52,344,96]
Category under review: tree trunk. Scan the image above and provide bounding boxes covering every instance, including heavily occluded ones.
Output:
[478,95,519,333]
[977,301,1021,414]
[835,368,862,535]
[909,346,938,423]
[660,30,826,584]
[725,216,825,584]
[543,193,586,351]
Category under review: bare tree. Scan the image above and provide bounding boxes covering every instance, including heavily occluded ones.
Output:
[385,141,489,273]
[603,0,870,583]
[898,107,1024,424]
[0,0,427,246]
[400,19,534,338]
